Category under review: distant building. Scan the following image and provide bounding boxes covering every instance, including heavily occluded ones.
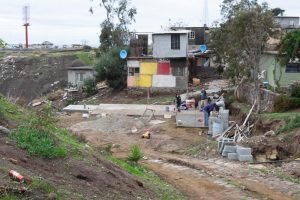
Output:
[275,16,300,29]
[67,66,95,87]
[41,41,54,48]
[72,44,84,49]
[260,51,300,87]
[127,30,189,91]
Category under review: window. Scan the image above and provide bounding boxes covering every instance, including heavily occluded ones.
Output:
[76,72,85,82]
[128,67,140,76]
[188,31,195,40]
[171,34,180,49]
[286,63,300,73]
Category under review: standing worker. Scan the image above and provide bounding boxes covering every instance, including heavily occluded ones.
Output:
[203,102,216,127]
[174,93,182,111]
[199,87,208,111]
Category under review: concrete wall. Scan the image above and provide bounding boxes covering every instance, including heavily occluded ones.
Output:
[152,75,176,88]
[68,70,94,87]
[275,17,300,29]
[260,54,300,87]
[237,82,279,112]
[153,34,188,58]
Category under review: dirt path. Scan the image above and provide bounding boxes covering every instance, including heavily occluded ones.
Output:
[60,113,300,200]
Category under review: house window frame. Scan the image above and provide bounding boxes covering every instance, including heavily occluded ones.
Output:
[128,67,140,76]
[286,63,300,73]
[171,34,180,50]
[188,31,195,40]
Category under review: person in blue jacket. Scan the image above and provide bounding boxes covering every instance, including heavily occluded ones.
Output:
[203,102,216,127]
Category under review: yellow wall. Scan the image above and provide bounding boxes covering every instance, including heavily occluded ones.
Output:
[138,75,152,88]
[140,62,157,75]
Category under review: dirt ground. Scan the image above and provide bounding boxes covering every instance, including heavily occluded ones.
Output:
[59,111,300,200]
[0,131,156,199]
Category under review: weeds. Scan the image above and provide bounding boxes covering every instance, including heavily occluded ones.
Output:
[10,103,84,158]
[126,145,143,164]
[76,51,94,65]
[276,115,300,135]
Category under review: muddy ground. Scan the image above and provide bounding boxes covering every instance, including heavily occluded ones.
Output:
[59,111,300,200]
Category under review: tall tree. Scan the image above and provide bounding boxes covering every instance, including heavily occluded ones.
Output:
[278,30,300,65]
[90,0,137,52]
[209,0,274,112]
[90,0,137,89]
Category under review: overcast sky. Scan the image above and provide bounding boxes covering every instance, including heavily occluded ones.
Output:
[0,0,299,47]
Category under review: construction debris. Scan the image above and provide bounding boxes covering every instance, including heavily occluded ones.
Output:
[142,130,151,139]
[217,101,256,162]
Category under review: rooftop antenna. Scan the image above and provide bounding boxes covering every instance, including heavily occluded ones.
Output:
[23,5,30,48]
[203,0,208,27]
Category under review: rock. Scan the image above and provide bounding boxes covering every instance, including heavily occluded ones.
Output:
[0,126,10,135]
[47,192,58,200]
[8,158,18,165]
[255,154,267,162]
[264,130,276,137]
[291,169,300,178]
[250,164,267,170]
[266,149,278,160]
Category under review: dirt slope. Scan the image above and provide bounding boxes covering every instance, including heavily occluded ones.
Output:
[0,133,155,199]
[0,54,77,104]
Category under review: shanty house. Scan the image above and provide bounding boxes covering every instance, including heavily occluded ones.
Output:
[127,31,189,91]
[67,66,95,87]
[260,51,300,87]
[275,16,300,29]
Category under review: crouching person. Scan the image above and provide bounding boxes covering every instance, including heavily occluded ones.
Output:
[203,102,216,127]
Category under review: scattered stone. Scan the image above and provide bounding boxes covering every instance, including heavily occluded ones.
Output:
[264,130,276,137]
[47,192,58,200]
[250,164,267,170]
[0,126,10,135]
[8,158,18,165]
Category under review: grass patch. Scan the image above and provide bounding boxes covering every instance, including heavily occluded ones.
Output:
[261,112,299,120]
[11,127,66,158]
[106,155,186,200]
[0,195,18,200]
[10,103,84,158]
[76,51,94,65]
[0,94,25,122]
[276,115,300,135]
[273,169,300,184]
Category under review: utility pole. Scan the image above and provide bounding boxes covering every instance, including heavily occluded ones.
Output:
[203,0,208,27]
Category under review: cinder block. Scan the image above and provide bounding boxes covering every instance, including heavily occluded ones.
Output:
[238,155,253,162]
[218,140,234,154]
[223,145,237,153]
[228,153,239,160]
[222,150,228,157]
[237,147,252,155]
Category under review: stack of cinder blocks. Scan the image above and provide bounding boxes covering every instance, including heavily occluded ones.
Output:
[218,138,253,162]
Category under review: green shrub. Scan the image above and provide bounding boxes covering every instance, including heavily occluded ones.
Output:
[273,94,289,112]
[126,145,143,164]
[291,82,300,98]
[83,77,97,96]
[276,115,300,134]
[288,97,300,110]
[95,46,127,89]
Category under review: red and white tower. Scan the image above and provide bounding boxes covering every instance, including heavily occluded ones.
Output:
[23,5,30,48]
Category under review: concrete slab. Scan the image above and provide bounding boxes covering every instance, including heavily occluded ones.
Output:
[176,110,205,128]
[63,105,99,112]
[91,104,176,117]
